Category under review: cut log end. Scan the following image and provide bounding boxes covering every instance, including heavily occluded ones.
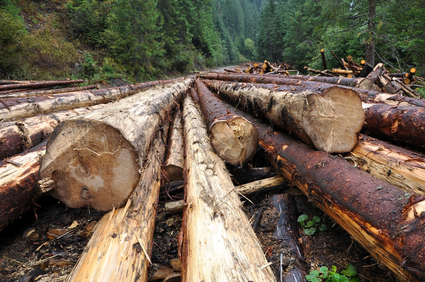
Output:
[40,119,140,211]
[302,86,364,153]
[210,116,258,166]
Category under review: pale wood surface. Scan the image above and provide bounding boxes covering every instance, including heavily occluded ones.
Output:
[163,108,184,181]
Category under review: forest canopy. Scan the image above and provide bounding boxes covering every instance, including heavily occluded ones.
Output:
[0,0,424,80]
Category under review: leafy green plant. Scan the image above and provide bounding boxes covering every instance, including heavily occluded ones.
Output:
[298,214,327,236]
[306,264,360,282]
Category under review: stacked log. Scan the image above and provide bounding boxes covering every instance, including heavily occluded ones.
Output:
[163,107,184,182]
[0,79,84,92]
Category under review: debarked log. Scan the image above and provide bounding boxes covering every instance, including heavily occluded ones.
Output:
[0,104,106,160]
[0,79,84,91]
[180,96,275,281]
[346,134,425,194]
[195,79,258,165]
[39,79,191,211]
[245,114,425,281]
[0,141,46,233]
[163,107,184,182]
[68,120,170,282]
[203,79,364,153]
[198,72,425,109]
[362,103,425,152]
[277,74,373,89]
[0,84,98,99]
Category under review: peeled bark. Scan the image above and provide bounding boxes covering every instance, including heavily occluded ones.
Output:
[163,107,184,182]
[196,79,258,165]
[39,79,190,211]
[346,134,425,194]
[0,105,106,160]
[244,114,424,281]
[180,95,275,281]
[0,85,98,99]
[363,103,425,152]
[204,79,364,153]
[280,74,373,89]
[0,141,46,232]
[0,79,84,91]
[67,121,170,282]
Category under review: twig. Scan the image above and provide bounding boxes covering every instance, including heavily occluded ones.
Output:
[3,256,25,265]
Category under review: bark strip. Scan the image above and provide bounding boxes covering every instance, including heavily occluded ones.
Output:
[180,95,275,281]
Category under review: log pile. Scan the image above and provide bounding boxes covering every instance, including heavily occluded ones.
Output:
[238,61,295,75]
[2,69,425,282]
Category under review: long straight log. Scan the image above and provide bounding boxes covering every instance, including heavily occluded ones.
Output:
[0,85,98,99]
[39,79,191,211]
[0,79,179,121]
[363,103,425,152]
[0,104,106,160]
[0,79,84,91]
[346,134,425,194]
[0,141,46,232]
[163,107,184,182]
[198,73,425,108]
[203,79,365,153]
[180,95,275,281]
[240,113,424,281]
[68,120,170,281]
[279,74,373,89]
[195,79,258,165]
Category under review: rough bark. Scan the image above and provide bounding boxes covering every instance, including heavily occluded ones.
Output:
[366,63,385,84]
[0,85,98,99]
[278,74,373,89]
[346,134,425,194]
[0,79,179,121]
[163,107,184,182]
[203,79,364,153]
[67,121,170,282]
[39,79,191,211]
[0,141,46,232]
[180,95,275,281]
[244,114,424,281]
[196,79,258,165]
[0,105,105,160]
[0,79,84,91]
[363,103,425,152]
[198,73,425,108]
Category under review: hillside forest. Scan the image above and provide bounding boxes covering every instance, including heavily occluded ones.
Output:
[1,0,424,82]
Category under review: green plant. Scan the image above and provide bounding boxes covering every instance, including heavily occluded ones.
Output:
[306,264,360,282]
[298,214,327,236]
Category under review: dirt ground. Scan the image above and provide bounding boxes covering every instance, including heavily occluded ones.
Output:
[0,150,398,282]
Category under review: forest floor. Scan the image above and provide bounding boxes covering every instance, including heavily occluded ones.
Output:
[0,150,397,282]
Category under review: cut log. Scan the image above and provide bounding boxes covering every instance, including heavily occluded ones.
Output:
[203,79,365,153]
[0,85,98,99]
[165,175,287,215]
[276,73,373,89]
[195,79,258,165]
[39,79,190,211]
[198,73,425,108]
[0,79,84,92]
[67,119,170,281]
[241,113,424,281]
[0,141,46,232]
[332,68,353,75]
[358,62,373,77]
[330,50,344,68]
[346,134,425,194]
[366,63,385,84]
[304,66,335,77]
[320,49,327,70]
[163,107,184,182]
[404,68,417,84]
[180,95,275,281]
[229,167,276,185]
[363,103,425,152]
[0,104,106,160]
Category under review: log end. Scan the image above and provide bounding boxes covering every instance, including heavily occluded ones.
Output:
[40,119,140,211]
[357,78,374,90]
[302,86,365,153]
[210,117,258,166]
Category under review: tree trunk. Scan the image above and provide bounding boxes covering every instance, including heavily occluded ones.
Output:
[180,95,276,281]
[0,141,46,232]
[244,113,424,281]
[365,0,376,66]
[67,120,170,282]
[203,79,365,153]
[0,85,98,99]
[363,103,425,152]
[346,134,425,194]
[195,79,258,165]
[163,107,184,182]
[198,73,425,108]
[275,73,373,89]
[0,79,84,92]
[0,105,106,160]
[39,79,191,211]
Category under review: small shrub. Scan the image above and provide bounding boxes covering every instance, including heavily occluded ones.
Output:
[306,264,360,282]
[298,214,327,236]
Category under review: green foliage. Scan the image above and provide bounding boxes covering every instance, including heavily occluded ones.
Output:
[298,214,327,236]
[306,264,360,282]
